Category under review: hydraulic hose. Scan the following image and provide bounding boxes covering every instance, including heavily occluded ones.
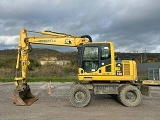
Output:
[81,35,92,42]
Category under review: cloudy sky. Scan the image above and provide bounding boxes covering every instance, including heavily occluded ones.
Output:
[0,0,160,53]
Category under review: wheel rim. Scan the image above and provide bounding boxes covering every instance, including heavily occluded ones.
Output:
[74,91,85,102]
[125,91,137,102]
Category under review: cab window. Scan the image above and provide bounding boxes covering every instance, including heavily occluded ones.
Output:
[82,46,99,72]
[83,47,98,60]
[101,46,110,60]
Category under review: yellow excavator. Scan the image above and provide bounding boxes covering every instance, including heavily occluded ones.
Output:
[12,29,150,107]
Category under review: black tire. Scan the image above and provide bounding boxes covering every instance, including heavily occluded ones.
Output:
[117,84,128,102]
[70,84,91,108]
[119,85,141,107]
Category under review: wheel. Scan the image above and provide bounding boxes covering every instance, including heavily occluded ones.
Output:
[117,84,128,102]
[119,85,141,107]
[69,84,91,108]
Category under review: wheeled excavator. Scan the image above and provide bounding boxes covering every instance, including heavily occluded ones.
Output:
[12,29,150,107]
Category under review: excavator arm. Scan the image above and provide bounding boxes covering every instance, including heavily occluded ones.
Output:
[12,29,92,105]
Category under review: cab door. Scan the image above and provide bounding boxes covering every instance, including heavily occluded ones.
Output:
[100,44,112,73]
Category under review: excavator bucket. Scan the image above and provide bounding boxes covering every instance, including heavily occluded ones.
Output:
[12,84,38,106]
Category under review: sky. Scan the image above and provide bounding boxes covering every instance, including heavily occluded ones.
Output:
[0,0,160,53]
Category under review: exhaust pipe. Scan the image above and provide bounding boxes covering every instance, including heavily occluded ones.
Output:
[12,84,38,106]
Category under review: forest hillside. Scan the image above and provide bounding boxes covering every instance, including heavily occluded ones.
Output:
[0,48,160,78]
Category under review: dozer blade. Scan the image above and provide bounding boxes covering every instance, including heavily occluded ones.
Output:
[12,84,38,106]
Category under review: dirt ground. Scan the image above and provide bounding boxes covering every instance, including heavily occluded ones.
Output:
[0,82,160,120]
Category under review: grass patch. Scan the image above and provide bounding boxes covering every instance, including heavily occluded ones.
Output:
[0,78,13,82]
[0,76,77,82]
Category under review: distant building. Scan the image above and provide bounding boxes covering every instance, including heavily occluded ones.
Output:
[39,57,71,66]
[39,60,71,66]
[137,62,160,71]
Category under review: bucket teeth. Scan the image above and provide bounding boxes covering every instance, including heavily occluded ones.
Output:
[12,84,38,106]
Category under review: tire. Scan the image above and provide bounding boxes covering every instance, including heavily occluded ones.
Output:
[70,84,91,108]
[117,84,127,102]
[119,85,141,107]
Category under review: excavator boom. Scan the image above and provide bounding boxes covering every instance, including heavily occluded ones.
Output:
[12,29,92,106]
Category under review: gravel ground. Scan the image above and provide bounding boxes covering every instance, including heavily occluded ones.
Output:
[0,82,160,120]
